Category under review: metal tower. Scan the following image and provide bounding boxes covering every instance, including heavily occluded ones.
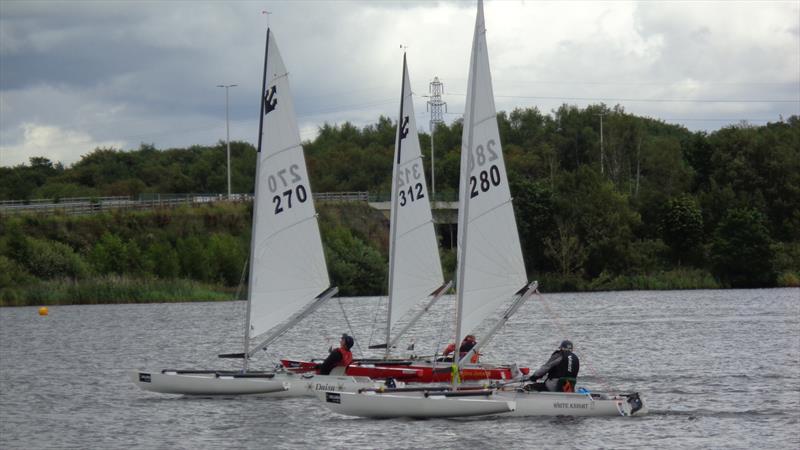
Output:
[426,77,446,201]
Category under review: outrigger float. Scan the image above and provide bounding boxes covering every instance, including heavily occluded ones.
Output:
[319,384,646,418]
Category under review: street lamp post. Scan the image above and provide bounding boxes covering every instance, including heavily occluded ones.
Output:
[217,84,238,199]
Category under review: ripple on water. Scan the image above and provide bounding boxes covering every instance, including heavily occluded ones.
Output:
[0,288,798,449]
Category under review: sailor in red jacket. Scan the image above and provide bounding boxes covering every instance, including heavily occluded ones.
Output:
[318,334,354,375]
[442,334,480,363]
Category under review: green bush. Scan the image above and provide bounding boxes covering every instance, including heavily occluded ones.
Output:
[177,236,210,280]
[207,233,247,286]
[147,242,180,279]
[711,208,775,287]
[8,236,88,280]
[89,233,128,274]
[0,255,35,289]
[323,226,386,296]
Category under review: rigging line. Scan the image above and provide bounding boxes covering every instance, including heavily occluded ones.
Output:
[366,294,385,349]
[432,296,451,372]
[536,290,616,394]
[234,258,249,302]
[337,297,362,357]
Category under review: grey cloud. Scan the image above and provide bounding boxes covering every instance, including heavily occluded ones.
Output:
[1,0,798,167]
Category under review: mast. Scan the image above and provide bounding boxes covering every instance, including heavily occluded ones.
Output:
[242,28,271,372]
[454,2,482,379]
[385,52,408,359]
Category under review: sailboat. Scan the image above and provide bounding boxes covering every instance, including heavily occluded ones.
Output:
[281,52,526,384]
[318,0,647,417]
[381,52,449,356]
[129,27,380,397]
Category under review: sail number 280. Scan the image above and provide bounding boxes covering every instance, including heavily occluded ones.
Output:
[469,139,501,199]
[268,164,308,214]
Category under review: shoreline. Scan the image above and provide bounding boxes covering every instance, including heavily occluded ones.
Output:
[4,272,795,307]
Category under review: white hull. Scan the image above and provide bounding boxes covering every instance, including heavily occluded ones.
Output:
[319,390,515,418]
[317,387,647,418]
[494,389,648,417]
[129,370,381,398]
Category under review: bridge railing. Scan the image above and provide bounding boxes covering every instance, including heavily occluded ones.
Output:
[0,190,460,217]
[0,196,136,216]
[0,191,372,216]
[314,192,368,202]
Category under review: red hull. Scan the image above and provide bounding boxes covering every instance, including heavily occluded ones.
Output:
[280,359,529,383]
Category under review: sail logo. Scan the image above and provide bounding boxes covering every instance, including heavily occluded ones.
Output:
[264,85,278,115]
[399,116,410,140]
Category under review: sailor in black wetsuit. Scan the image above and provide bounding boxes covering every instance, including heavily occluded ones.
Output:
[528,340,580,392]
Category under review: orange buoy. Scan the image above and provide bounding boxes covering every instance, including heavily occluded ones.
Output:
[38,307,49,316]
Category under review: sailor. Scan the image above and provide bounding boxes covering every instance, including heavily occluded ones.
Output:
[442,334,480,363]
[318,334,354,375]
[527,340,580,392]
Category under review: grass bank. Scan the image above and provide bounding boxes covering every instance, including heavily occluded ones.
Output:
[536,268,723,292]
[0,276,235,307]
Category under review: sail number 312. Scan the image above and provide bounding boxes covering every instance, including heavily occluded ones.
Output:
[397,162,425,207]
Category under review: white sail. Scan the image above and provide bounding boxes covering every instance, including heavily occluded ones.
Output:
[455,0,528,348]
[247,30,330,339]
[386,54,445,341]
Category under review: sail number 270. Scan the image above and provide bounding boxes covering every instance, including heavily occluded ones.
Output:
[469,139,501,198]
[268,164,308,214]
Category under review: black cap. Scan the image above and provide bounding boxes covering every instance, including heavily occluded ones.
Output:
[342,334,354,350]
[559,340,573,351]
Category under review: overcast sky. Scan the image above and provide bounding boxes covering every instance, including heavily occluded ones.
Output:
[1,0,798,167]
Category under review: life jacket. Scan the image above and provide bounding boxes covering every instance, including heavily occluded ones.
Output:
[338,346,353,367]
[442,342,480,363]
[547,350,579,391]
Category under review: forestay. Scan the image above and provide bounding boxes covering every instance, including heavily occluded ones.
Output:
[248,30,330,340]
[386,54,445,346]
[455,0,528,349]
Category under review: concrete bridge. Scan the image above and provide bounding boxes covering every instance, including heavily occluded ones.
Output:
[367,200,458,225]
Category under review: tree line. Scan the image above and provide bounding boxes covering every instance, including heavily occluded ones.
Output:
[1,104,798,293]
[0,203,389,305]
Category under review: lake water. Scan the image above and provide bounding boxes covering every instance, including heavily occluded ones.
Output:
[1,288,798,449]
